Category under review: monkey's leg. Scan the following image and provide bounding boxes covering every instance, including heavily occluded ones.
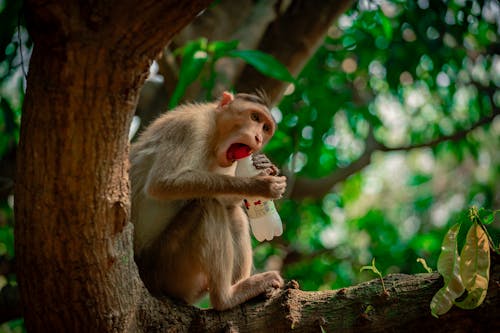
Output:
[138,201,209,304]
[203,204,283,311]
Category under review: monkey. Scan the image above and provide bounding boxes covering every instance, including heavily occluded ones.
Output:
[130,91,287,311]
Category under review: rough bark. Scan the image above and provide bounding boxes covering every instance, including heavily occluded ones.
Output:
[138,258,500,332]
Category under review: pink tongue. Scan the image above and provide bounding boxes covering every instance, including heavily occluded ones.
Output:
[227,144,251,161]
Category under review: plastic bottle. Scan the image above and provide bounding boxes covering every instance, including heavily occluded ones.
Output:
[236,155,283,242]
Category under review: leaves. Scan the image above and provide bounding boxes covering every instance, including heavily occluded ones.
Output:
[430,224,464,318]
[169,41,294,107]
[430,207,493,317]
[227,50,295,83]
[169,39,209,108]
[416,258,433,273]
[455,222,490,309]
[360,258,387,293]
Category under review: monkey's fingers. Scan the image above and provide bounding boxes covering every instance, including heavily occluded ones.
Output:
[274,176,287,186]
[252,153,271,165]
[253,154,280,175]
[272,181,287,191]
[269,165,280,176]
[264,272,285,298]
[257,167,279,176]
[270,184,287,199]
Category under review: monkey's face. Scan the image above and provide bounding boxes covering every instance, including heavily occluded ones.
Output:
[215,99,275,168]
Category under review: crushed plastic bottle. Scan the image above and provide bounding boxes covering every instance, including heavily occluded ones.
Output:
[236,155,283,242]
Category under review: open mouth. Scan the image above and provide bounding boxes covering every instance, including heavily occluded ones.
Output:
[226,143,252,161]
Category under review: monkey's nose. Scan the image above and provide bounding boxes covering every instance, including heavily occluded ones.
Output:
[255,134,262,144]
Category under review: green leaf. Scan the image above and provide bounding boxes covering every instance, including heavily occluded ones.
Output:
[477,208,496,225]
[416,258,433,273]
[360,258,387,293]
[169,39,209,108]
[430,224,465,318]
[379,11,393,40]
[227,50,295,83]
[360,258,381,276]
[208,40,239,59]
[455,222,490,309]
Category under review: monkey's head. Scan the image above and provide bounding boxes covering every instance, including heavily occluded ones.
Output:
[215,91,276,167]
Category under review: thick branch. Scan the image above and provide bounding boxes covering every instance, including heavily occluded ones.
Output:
[91,0,214,61]
[137,256,500,332]
[290,128,381,200]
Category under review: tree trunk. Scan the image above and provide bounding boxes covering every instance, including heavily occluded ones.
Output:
[15,1,211,331]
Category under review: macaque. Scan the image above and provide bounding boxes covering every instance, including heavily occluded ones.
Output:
[130,91,287,310]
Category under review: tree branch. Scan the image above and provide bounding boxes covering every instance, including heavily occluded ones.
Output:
[136,256,500,332]
[133,0,281,133]
[379,108,500,153]
[290,110,499,200]
[236,0,354,104]
[111,1,213,60]
[290,128,381,200]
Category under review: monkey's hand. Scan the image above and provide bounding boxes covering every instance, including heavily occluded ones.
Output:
[252,175,287,199]
[252,153,280,176]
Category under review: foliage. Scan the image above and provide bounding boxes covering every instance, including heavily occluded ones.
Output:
[168,38,294,108]
[430,207,494,317]
[257,0,499,291]
[0,318,24,333]
[0,0,30,328]
[360,258,387,293]
[0,0,27,157]
[429,223,465,317]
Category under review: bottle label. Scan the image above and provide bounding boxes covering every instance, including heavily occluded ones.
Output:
[243,199,276,219]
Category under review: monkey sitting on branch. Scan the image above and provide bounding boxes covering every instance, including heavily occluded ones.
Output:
[130,91,287,310]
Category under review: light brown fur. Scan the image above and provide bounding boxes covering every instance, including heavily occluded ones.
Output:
[130,92,286,310]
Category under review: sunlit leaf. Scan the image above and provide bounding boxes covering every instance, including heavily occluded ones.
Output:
[208,40,239,59]
[455,222,490,309]
[430,224,465,318]
[360,258,387,293]
[360,258,381,275]
[477,208,496,225]
[227,50,295,83]
[169,39,208,108]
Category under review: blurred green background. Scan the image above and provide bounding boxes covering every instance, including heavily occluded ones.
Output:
[0,0,499,328]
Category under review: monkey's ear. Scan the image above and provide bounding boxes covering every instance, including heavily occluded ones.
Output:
[219,91,234,107]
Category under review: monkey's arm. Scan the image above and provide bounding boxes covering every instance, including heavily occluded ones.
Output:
[146,169,286,201]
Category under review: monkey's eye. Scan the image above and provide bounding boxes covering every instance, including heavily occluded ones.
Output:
[251,113,260,122]
[263,123,271,133]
